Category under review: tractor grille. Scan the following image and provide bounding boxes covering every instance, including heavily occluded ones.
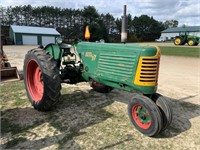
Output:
[134,56,160,86]
[97,53,136,78]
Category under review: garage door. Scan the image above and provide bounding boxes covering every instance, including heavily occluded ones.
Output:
[22,35,38,45]
[42,36,55,45]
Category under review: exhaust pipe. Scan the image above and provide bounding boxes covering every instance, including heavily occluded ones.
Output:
[121,5,127,43]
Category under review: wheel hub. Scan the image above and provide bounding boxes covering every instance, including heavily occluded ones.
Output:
[132,104,151,129]
[175,38,181,45]
[34,67,44,94]
[26,60,44,102]
[188,40,193,46]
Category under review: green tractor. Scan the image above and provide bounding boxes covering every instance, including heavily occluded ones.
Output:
[23,38,172,137]
[174,32,199,46]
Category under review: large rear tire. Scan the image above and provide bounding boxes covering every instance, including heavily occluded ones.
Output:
[174,37,185,45]
[128,95,163,137]
[24,49,61,111]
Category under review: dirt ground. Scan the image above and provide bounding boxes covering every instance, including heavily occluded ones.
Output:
[1,44,200,149]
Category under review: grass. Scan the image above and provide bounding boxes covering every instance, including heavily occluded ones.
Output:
[159,46,200,57]
[0,81,29,110]
[0,81,115,149]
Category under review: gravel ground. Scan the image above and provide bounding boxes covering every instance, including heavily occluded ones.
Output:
[1,44,200,149]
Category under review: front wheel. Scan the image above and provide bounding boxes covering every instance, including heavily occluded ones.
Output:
[128,95,163,137]
[152,93,172,131]
[187,39,195,46]
[24,49,61,111]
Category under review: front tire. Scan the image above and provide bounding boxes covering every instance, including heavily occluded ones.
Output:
[24,49,61,111]
[152,93,172,131]
[128,95,163,137]
[187,39,195,46]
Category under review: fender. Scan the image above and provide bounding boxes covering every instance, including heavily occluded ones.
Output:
[43,44,62,63]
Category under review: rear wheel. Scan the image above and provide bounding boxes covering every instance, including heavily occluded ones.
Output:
[24,49,61,111]
[128,95,163,137]
[174,37,184,45]
[91,81,113,93]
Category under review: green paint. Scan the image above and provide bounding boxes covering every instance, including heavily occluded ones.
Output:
[175,32,200,46]
[77,42,158,94]
[44,44,62,61]
[137,107,151,124]
[187,35,200,43]
[9,28,14,43]
[38,35,42,45]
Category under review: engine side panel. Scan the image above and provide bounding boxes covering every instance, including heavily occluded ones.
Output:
[77,42,159,94]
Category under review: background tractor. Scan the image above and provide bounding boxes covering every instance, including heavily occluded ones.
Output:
[23,37,172,137]
[174,32,199,46]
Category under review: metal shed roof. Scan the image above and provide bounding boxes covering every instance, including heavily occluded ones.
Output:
[11,25,60,35]
[162,26,200,33]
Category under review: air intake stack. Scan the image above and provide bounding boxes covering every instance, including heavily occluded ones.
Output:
[121,5,127,43]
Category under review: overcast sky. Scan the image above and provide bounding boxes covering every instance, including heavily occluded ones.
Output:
[1,0,200,26]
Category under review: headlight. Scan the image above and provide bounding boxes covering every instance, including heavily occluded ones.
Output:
[56,37,63,44]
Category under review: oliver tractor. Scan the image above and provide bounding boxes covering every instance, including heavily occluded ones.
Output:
[23,38,172,137]
[174,32,199,46]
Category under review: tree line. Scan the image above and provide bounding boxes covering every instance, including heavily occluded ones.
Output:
[0,5,178,42]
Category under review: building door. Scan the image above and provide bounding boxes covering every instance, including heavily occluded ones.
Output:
[42,36,55,45]
[22,35,38,45]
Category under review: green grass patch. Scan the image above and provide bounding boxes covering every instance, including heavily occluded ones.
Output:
[0,81,29,108]
[160,46,200,57]
[0,81,24,93]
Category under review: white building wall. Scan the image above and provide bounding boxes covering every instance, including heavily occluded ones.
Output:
[189,32,200,37]
[160,33,179,40]
[160,31,200,40]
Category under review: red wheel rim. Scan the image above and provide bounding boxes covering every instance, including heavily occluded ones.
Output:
[132,104,151,129]
[26,60,44,102]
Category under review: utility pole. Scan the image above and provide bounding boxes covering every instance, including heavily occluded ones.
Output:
[121,5,127,43]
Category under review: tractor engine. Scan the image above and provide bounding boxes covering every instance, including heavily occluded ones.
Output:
[59,45,82,84]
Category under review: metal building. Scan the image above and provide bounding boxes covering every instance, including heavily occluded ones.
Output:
[9,25,60,45]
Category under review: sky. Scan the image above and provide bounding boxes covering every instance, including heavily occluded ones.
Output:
[1,0,200,26]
